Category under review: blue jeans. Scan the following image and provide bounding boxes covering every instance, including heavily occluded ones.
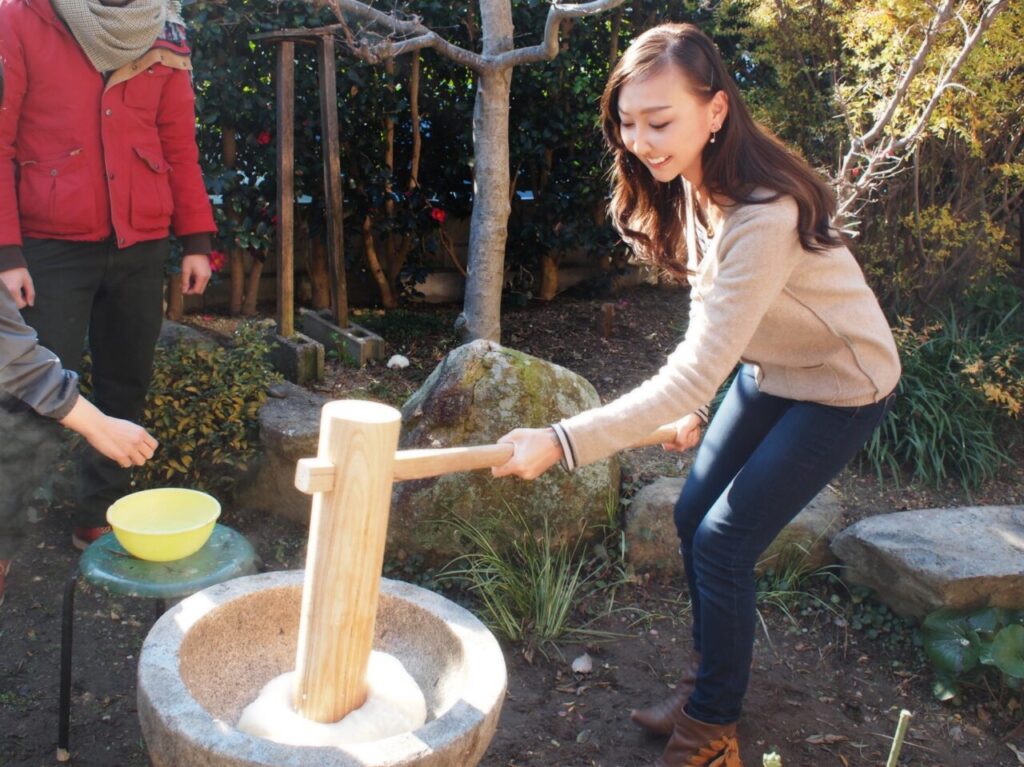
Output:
[673,366,895,724]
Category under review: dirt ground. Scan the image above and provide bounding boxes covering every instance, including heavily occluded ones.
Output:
[2,283,1022,766]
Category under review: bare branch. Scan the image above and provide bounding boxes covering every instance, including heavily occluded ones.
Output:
[326,0,626,71]
[487,0,627,69]
[328,0,487,70]
[895,0,1007,152]
[857,0,956,150]
[836,0,1009,224]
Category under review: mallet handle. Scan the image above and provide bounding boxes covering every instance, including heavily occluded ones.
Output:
[295,422,680,493]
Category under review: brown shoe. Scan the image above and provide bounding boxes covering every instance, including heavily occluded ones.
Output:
[631,650,701,736]
[0,560,11,609]
[655,708,742,767]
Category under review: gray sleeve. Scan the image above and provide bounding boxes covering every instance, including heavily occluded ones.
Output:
[0,286,79,420]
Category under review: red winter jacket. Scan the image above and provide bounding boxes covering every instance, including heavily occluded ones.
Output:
[0,0,215,271]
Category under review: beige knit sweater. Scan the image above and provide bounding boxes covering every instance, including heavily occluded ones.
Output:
[558,193,901,468]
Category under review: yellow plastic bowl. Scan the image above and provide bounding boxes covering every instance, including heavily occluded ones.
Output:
[106,488,221,562]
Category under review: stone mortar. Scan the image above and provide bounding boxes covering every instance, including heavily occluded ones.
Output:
[137,571,506,766]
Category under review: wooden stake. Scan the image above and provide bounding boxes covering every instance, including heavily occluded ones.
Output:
[886,709,913,767]
[293,400,401,723]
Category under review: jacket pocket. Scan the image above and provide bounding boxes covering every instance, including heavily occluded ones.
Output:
[17,149,97,235]
[129,146,174,231]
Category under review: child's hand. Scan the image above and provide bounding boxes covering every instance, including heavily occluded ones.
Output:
[59,397,158,467]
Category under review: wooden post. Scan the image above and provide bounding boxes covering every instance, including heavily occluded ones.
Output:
[276,41,296,338]
[293,400,401,723]
[316,35,349,328]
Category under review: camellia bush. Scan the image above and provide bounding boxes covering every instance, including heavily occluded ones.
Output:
[134,324,281,500]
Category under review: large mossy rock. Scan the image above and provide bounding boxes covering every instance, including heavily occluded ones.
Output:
[390,340,619,565]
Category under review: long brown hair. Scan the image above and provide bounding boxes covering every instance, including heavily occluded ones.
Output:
[601,24,841,279]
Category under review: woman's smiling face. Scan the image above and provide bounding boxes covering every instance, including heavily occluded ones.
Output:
[616,63,727,188]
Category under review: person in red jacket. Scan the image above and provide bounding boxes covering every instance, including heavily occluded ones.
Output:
[0,0,215,549]
[0,60,158,609]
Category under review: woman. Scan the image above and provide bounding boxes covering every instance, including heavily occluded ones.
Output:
[492,23,900,767]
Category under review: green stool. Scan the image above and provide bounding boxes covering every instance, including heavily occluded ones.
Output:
[57,524,259,761]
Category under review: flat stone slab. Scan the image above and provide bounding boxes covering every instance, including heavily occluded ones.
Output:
[625,476,841,576]
[830,505,1024,617]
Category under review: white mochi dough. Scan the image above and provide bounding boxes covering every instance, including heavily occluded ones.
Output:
[237,651,427,746]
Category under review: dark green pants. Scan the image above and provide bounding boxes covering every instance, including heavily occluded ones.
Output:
[14,237,167,531]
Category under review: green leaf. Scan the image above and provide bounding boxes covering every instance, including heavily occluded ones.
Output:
[922,610,980,675]
[991,625,1024,679]
[965,607,1017,635]
[931,671,960,702]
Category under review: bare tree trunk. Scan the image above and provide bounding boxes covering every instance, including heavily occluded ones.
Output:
[609,9,621,62]
[457,1,514,342]
[539,254,559,301]
[383,57,399,291]
[309,236,332,310]
[230,251,246,313]
[458,68,513,342]
[221,127,248,315]
[166,273,184,321]
[242,256,265,317]
[407,53,421,191]
[363,214,397,308]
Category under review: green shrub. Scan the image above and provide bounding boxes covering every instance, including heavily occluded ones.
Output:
[134,323,281,499]
[863,303,1021,490]
[922,606,1024,701]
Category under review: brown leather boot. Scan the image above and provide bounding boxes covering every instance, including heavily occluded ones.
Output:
[655,708,742,767]
[630,650,701,736]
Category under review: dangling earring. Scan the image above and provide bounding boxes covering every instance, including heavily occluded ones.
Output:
[710,126,719,144]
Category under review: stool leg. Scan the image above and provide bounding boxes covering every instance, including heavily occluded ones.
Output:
[57,567,79,763]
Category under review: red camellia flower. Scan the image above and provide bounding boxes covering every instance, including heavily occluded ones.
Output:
[208,249,227,273]
[430,207,446,224]
[256,130,272,146]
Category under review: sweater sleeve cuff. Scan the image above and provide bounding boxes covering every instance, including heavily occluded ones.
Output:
[550,423,577,473]
[0,245,27,272]
[178,233,212,256]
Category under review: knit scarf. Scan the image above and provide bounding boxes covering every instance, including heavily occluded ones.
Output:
[51,0,167,74]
